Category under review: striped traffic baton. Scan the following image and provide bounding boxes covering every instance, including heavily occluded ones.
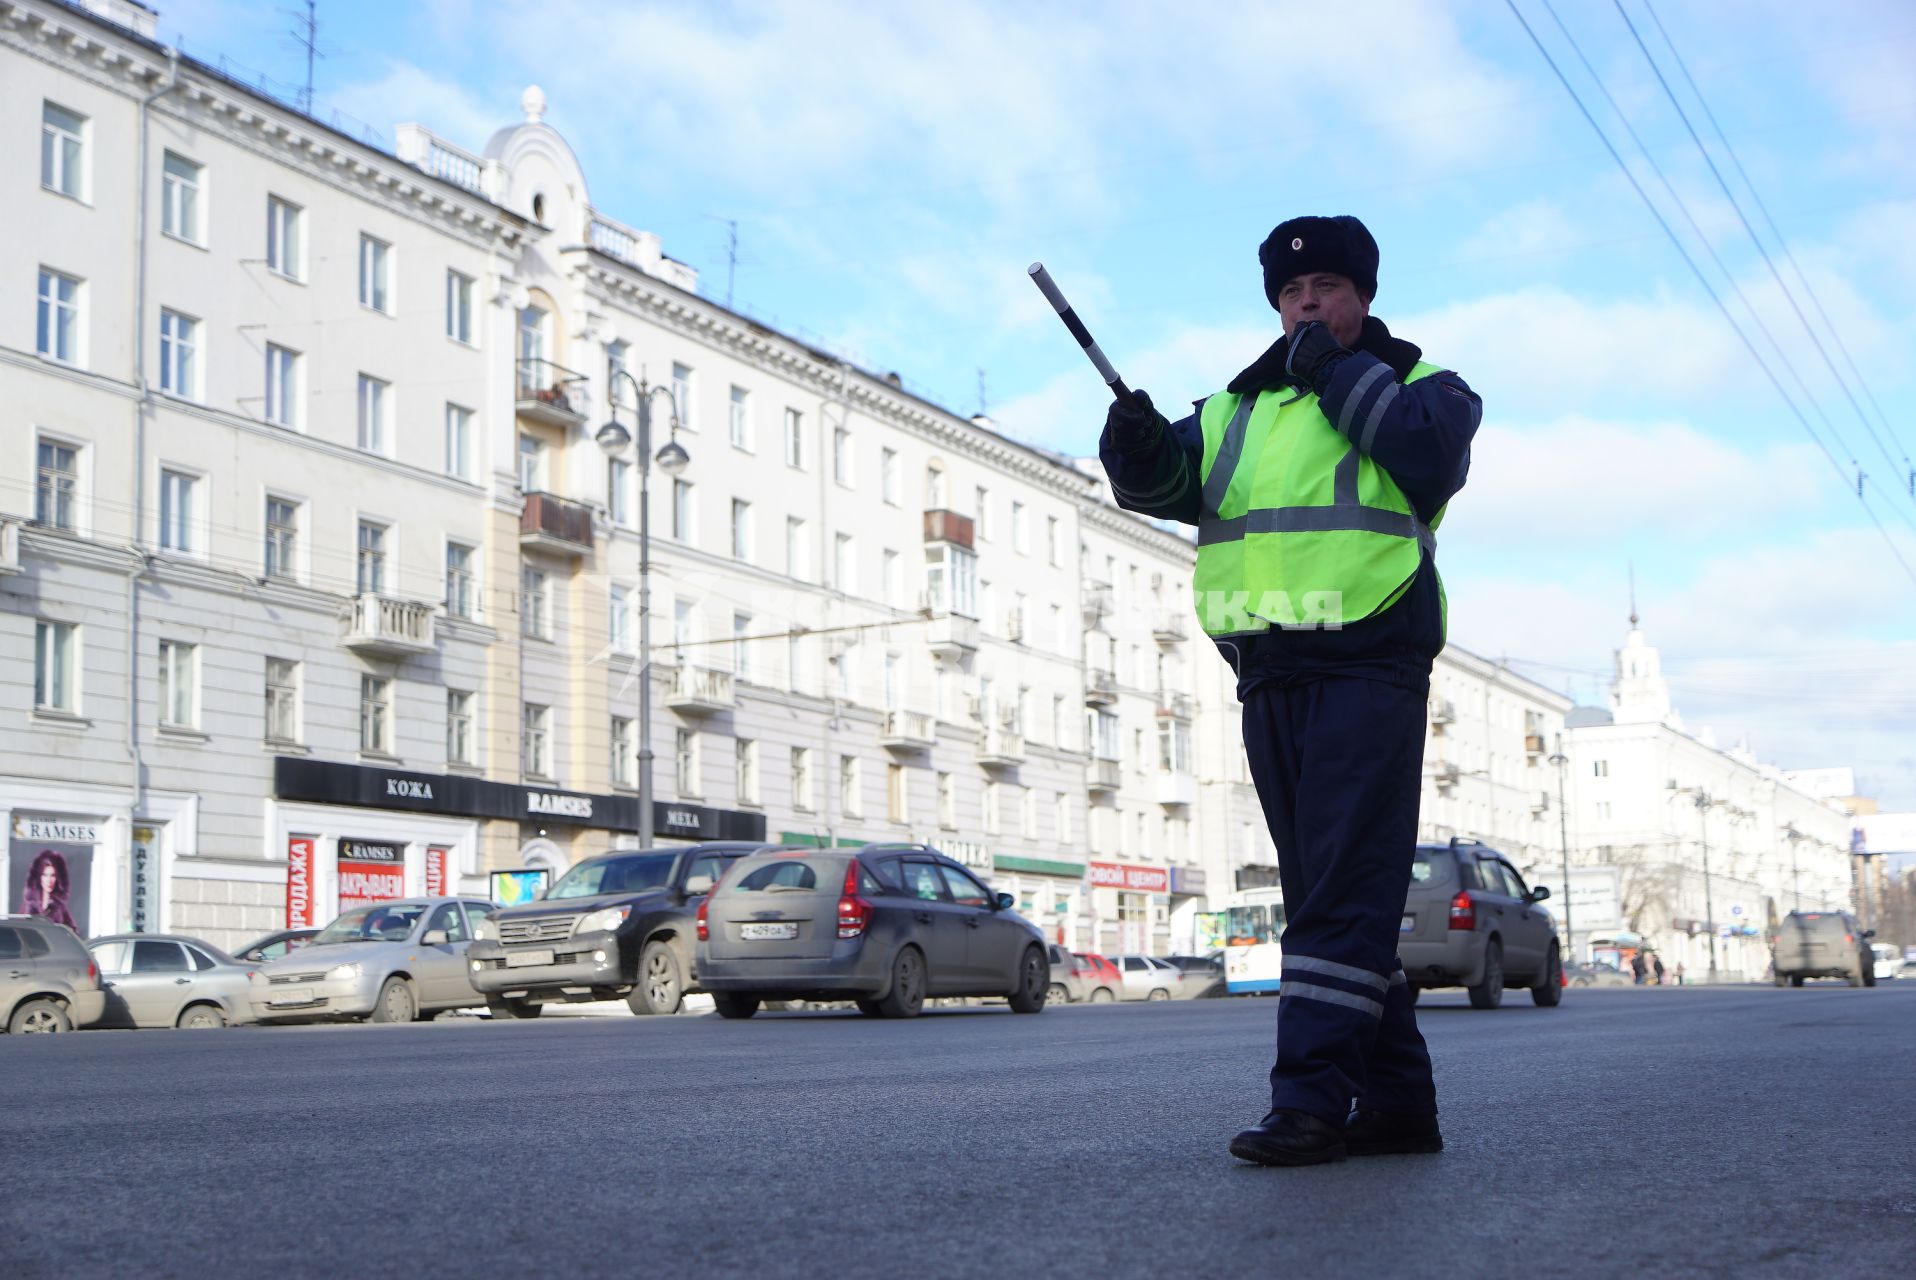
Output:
[1027,263,1138,408]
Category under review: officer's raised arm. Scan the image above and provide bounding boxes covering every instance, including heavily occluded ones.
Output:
[1097,390,1204,525]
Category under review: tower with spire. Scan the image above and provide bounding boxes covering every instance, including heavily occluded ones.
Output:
[1610,568,1681,728]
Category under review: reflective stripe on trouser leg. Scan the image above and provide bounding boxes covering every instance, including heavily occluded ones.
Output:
[1359,957,1438,1117]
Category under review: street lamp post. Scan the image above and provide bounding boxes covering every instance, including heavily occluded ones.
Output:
[597,366,690,851]
[1782,823,1803,914]
[1548,743,1573,966]
[1693,791,1719,981]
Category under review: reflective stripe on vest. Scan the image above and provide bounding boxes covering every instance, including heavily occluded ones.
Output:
[1193,359,1446,637]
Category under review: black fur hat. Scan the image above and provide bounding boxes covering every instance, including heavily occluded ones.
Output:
[1258,215,1379,308]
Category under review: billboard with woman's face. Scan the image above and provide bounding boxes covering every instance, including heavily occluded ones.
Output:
[9,843,93,936]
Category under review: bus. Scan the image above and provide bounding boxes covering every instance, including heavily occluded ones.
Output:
[1221,886,1287,995]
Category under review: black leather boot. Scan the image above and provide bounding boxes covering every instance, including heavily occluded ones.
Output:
[1228,1109,1348,1166]
[1344,1109,1443,1156]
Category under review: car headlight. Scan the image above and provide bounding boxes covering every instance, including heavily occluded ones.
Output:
[575,906,630,935]
[472,918,497,942]
[327,962,362,981]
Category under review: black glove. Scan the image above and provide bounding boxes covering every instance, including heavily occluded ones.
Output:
[1283,320,1354,394]
[1104,389,1168,454]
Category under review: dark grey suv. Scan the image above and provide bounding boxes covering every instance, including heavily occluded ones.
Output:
[697,844,1049,1019]
[1398,840,1562,1009]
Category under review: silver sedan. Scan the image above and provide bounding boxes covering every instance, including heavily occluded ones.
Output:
[87,934,256,1029]
[250,898,494,1024]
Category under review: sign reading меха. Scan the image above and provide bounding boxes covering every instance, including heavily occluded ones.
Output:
[1087,861,1170,894]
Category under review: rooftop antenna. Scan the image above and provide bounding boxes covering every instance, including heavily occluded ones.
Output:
[701,216,738,308]
[1628,561,1638,627]
[285,0,322,114]
[976,368,988,418]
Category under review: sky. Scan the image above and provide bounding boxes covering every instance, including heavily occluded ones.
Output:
[154,0,1916,807]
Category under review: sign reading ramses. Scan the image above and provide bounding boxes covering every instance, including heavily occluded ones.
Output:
[1087,861,1170,894]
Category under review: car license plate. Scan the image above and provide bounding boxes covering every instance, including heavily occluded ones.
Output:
[1400,915,1414,933]
[740,923,798,941]
[269,987,313,1004]
[506,949,555,967]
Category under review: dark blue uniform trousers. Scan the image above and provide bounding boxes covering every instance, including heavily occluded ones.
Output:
[1242,675,1437,1123]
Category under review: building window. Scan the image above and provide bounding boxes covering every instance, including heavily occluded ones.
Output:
[612,717,635,788]
[736,739,760,805]
[161,152,203,243]
[672,479,694,543]
[518,434,546,493]
[158,469,197,554]
[792,747,814,812]
[610,584,633,653]
[729,385,752,451]
[444,542,475,618]
[266,195,302,279]
[158,309,198,399]
[522,704,551,778]
[787,518,808,581]
[156,641,197,729]
[671,362,694,428]
[834,533,855,595]
[673,598,697,659]
[1051,693,1068,749]
[608,457,631,526]
[975,486,991,539]
[888,763,910,824]
[266,658,300,744]
[34,440,78,530]
[926,464,946,509]
[731,499,751,562]
[41,102,86,199]
[445,270,473,343]
[36,268,81,363]
[265,344,300,427]
[360,676,391,755]
[832,425,851,486]
[881,448,899,505]
[358,234,391,312]
[1047,515,1062,567]
[607,341,631,408]
[938,772,956,830]
[447,690,474,765]
[882,549,901,608]
[1011,501,1028,553]
[1157,720,1193,774]
[784,407,806,470]
[882,653,901,710]
[1594,760,1610,778]
[983,781,1001,835]
[445,403,472,480]
[356,521,387,595]
[34,621,77,712]
[788,634,805,694]
[839,755,862,818]
[1055,792,1071,844]
[357,375,390,454]
[923,544,977,616]
[732,612,753,681]
[522,567,549,639]
[517,305,548,373]
[675,728,701,798]
[264,497,299,580]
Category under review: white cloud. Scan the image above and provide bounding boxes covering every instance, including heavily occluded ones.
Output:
[329,61,499,155]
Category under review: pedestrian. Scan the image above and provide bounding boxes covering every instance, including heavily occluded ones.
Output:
[1652,954,1666,986]
[1674,962,1686,987]
[1631,952,1648,985]
[1099,215,1481,1166]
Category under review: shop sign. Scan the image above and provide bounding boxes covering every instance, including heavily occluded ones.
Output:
[338,838,406,910]
[287,836,316,928]
[130,826,158,934]
[9,819,95,935]
[941,840,994,873]
[1169,866,1207,896]
[1088,861,1170,894]
[13,814,100,844]
[425,846,451,898]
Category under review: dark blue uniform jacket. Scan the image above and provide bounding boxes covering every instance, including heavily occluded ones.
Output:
[1098,316,1481,697]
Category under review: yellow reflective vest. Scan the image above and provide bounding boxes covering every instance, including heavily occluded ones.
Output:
[1193,360,1447,637]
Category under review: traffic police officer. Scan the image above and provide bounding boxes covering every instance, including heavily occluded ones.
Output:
[1098,215,1481,1165]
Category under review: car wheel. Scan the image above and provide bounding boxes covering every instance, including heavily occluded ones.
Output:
[176,1004,226,1030]
[1863,964,1878,988]
[1789,975,1805,987]
[1046,983,1070,1004]
[853,999,885,1017]
[712,993,760,1019]
[485,996,543,1020]
[1147,987,1170,1002]
[369,977,415,1024]
[627,941,685,1016]
[1089,986,1115,1004]
[9,999,71,1034]
[1532,948,1563,1007]
[875,947,927,1019]
[1848,968,1865,988]
[1008,947,1048,1014]
[1467,941,1505,1010]
[1774,973,1788,987]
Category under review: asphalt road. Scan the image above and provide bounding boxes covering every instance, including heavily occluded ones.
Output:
[3,983,1912,1279]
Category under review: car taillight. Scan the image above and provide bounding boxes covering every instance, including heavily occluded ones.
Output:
[1844,934,1854,944]
[86,959,98,985]
[837,862,873,940]
[1448,890,1476,931]
[696,862,733,942]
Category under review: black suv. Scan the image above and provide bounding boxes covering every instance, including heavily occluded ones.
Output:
[467,842,779,1017]
[1398,839,1562,1009]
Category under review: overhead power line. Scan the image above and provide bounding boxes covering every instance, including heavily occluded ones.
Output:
[1502,0,1916,590]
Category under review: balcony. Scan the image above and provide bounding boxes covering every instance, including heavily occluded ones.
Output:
[1155,692,1195,722]
[1155,771,1197,808]
[1432,762,1462,791]
[341,594,437,658]
[1531,790,1551,814]
[1082,582,1112,629]
[1524,732,1546,757]
[1430,699,1456,733]
[977,729,1025,768]
[516,358,588,428]
[924,612,979,660]
[1152,609,1189,644]
[0,517,19,575]
[1085,669,1118,707]
[922,508,975,549]
[667,665,737,715]
[520,492,595,557]
[881,709,937,751]
[1087,758,1122,793]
